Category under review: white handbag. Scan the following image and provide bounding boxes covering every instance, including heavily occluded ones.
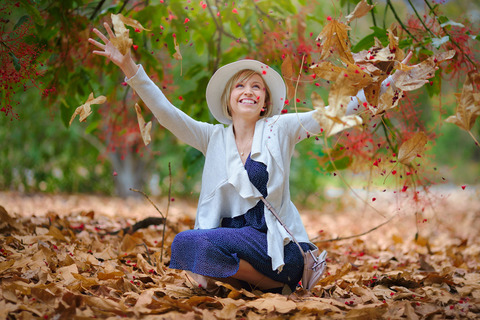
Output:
[260,197,327,290]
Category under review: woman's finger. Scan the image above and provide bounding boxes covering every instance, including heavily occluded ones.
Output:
[104,22,116,40]
[92,28,109,44]
[92,50,110,58]
[401,51,413,65]
[88,38,105,50]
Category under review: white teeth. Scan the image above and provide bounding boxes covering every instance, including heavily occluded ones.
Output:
[240,99,255,104]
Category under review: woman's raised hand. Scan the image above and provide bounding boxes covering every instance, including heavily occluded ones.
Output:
[88,22,139,78]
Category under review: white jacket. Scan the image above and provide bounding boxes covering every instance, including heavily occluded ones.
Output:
[127,65,372,272]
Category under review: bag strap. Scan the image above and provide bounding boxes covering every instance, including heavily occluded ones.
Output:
[260,196,307,259]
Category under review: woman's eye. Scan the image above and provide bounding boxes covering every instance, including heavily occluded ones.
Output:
[235,84,244,88]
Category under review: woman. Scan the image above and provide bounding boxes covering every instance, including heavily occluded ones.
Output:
[89,22,408,294]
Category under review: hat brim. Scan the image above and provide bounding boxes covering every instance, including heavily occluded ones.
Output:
[206,60,286,125]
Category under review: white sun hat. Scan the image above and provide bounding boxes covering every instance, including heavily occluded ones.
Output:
[206,59,286,125]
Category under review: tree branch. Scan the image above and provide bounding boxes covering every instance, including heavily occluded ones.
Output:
[311,215,397,243]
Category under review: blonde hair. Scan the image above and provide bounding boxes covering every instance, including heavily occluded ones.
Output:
[220,69,272,121]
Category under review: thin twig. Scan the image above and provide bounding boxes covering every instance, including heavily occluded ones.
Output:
[160,163,172,263]
[386,0,420,44]
[138,242,153,265]
[424,0,478,70]
[129,188,165,219]
[312,214,397,243]
[407,0,435,37]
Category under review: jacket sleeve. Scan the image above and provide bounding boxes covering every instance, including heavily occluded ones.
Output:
[126,65,214,154]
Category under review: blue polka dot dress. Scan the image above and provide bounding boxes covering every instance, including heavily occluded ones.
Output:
[169,154,311,291]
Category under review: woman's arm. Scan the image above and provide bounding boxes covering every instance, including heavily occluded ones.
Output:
[89,23,214,153]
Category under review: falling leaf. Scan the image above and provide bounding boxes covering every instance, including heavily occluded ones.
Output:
[281,55,296,102]
[117,13,150,32]
[69,93,107,126]
[394,50,456,91]
[316,19,354,64]
[311,91,325,109]
[369,85,403,115]
[346,0,375,24]
[111,14,133,55]
[397,131,428,165]
[173,36,183,75]
[134,103,152,146]
[445,72,480,131]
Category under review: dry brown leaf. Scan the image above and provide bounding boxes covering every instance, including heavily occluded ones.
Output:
[69,92,106,126]
[316,19,354,64]
[245,293,297,313]
[397,131,428,165]
[395,50,455,91]
[311,91,325,109]
[445,72,480,131]
[134,103,152,146]
[313,73,363,137]
[346,0,375,24]
[117,13,150,32]
[369,85,403,115]
[173,36,183,76]
[110,14,133,55]
[318,263,352,286]
[345,303,388,319]
[281,55,296,102]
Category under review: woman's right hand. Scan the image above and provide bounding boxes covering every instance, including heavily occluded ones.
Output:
[88,22,139,79]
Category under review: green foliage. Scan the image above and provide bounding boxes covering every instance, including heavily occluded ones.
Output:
[1,0,479,202]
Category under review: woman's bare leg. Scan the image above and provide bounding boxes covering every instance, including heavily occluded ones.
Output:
[230,259,284,290]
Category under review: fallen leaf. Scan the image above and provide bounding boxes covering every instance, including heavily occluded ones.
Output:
[69,92,106,126]
[311,91,325,109]
[397,132,428,165]
[346,0,375,24]
[445,72,480,131]
[134,103,152,146]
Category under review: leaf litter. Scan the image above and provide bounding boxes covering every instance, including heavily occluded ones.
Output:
[1,188,479,319]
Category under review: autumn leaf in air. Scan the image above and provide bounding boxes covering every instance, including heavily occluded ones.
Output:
[69,92,106,126]
[135,103,152,146]
[281,55,296,102]
[397,131,428,165]
[312,74,363,137]
[173,36,183,76]
[316,19,354,64]
[345,0,375,24]
[445,72,480,144]
[110,14,133,55]
[394,50,456,91]
[368,85,404,116]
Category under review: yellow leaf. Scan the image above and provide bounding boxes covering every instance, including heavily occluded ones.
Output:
[281,55,296,102]
[69,92,107,126]
[316,19,354,64]
[346,0,375,24]
[445,72,480,131]
[397,131,428,165]
[111,14,133,55]
[134,103,152,146]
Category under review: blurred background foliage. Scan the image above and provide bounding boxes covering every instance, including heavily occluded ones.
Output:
[1,0,479,206]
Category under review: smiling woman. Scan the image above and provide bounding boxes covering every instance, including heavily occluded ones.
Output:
[88,22,383,294]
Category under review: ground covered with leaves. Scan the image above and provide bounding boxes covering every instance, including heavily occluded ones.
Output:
[1,187,479,319]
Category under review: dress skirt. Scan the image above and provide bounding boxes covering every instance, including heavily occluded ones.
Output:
[169,154,311,291]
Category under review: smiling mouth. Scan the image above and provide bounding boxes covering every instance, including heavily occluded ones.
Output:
[239,99,256,105]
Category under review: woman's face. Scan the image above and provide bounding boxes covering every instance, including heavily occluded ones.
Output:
[228,72,267,121]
